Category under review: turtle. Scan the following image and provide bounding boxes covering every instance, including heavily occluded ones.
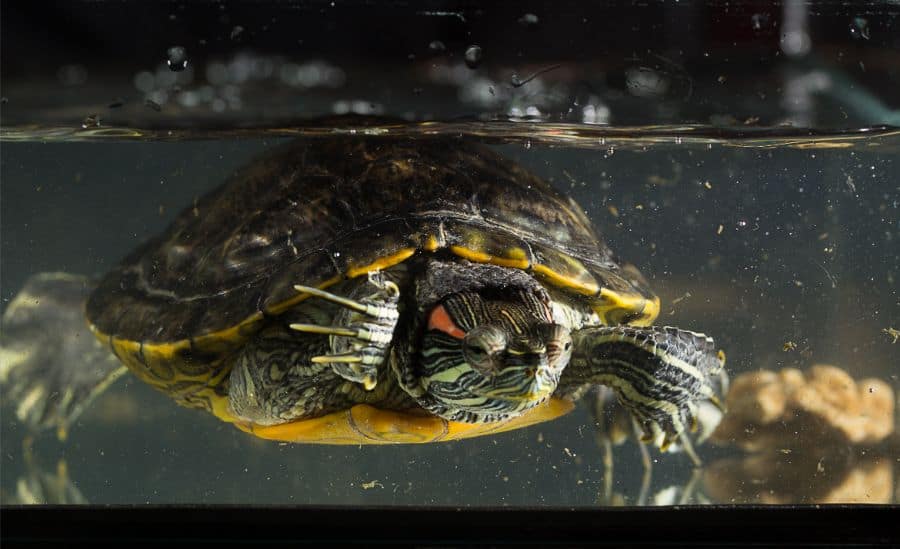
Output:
[0,136,726,457]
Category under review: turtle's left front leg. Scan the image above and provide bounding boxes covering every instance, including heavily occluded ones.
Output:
[564,325,726,453]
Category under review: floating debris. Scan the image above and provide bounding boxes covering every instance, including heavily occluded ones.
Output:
[360,479,383,490]
[428,40,446,53]
[418,11,466,23]
[883,327,899,344]
[144,98,162,112]
[510,64,561,88]
[230,25,245,41]
[81,114,100,129]
[671,292,692,306]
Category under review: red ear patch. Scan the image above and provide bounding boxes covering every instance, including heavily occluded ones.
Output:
[427,305,467,339]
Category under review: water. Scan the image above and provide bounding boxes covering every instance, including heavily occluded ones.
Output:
[1,0,898,508]
[1,123,896,505]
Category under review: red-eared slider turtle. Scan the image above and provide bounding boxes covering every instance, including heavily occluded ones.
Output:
[1,136,725,454]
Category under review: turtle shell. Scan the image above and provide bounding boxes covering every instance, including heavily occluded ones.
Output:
[86,137,658,416]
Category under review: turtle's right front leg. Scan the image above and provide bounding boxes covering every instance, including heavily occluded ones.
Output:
[290,272,401,390]
[227,273,402,425]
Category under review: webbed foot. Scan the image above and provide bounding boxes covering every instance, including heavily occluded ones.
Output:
[571,325,727,455]
[1,273,126,438]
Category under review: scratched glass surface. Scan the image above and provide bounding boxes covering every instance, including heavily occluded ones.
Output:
[1,1,897,505]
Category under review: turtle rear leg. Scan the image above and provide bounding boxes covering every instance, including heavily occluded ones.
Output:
[1,273,126,439]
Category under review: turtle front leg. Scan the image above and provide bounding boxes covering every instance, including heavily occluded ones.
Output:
[565,325,726,452]
[290,272,401,390]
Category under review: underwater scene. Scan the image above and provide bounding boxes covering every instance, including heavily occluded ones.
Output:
[1,2,897,506]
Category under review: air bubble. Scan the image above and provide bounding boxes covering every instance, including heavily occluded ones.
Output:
[850,17,870,40]
[750,13,769,31]
[518,13,539,27]
[464,45,483,69]
[166,46,188,72]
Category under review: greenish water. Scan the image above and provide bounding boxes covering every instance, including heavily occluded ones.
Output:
[1,126,896,505]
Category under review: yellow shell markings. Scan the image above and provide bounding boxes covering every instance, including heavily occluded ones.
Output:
[94,327,235,412]
[531,264,598,296]
[593,288,661,327]
[234,398,575,444]
[443,240,658,326]
[346,247,416,279]
[423,234,441,252]
[449,245,530,270]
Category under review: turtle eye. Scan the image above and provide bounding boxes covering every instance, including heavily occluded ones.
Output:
[466,344,488,361]
[463,341,492,373]
[462,325,506,374]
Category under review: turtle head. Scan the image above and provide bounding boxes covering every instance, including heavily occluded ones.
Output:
[416,290,572,422]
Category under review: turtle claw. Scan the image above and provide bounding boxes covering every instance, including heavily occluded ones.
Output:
[311,353,378,391]
[290,323,359,338]
[293,274,400,390]
[310,353,363,364]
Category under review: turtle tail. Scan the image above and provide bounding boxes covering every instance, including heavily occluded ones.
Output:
[1,273,126,440]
